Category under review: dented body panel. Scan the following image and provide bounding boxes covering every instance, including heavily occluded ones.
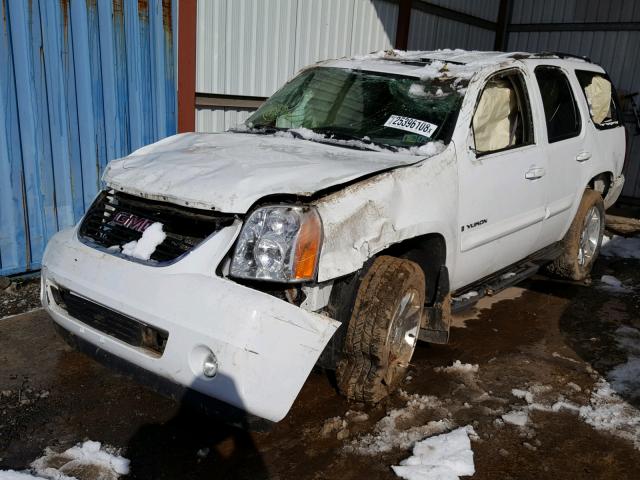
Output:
[42,226,340,422]
[103,131,425,213]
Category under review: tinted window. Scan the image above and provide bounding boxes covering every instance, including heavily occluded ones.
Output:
[534,67,581,143]
[575,70,621,128]
[472,70,534,155]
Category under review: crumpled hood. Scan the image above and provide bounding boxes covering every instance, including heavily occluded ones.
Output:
[103,132,429,213]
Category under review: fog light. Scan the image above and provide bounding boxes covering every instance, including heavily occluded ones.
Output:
[202,352,218,378]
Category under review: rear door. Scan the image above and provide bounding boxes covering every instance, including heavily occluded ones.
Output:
[532,65,584,248]
[455,67,548,288]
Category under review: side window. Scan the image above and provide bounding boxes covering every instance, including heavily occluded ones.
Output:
[472,70,534,155]
[534,66,581,143]
[575,70,621,128]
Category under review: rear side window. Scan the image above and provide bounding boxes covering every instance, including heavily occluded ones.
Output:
[534,66,581,143]
[472,70,534,155]
[575,70,621,128]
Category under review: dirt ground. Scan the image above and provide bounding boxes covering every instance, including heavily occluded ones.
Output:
[1,248,640,479]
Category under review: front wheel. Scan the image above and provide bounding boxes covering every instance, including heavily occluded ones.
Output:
[547,189,605,281]
[336,256,425,403]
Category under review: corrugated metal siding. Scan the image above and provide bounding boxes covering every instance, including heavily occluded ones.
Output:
[196,107,255,132]
[0,0,176,276]
[196,0,398,132]
[407,9,495,51]
[511,0,640,24]
[426,0,501,22]
[508,2,640,198]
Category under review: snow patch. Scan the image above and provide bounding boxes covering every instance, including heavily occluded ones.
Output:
[598,275,632,293]
[434,360,479,375]
[121,222,166,261]
[600,235,640,259]
[608,326,640,399]
[346,393,452,455]
[277,127,447,158]
[501,410,529,427]
[1,441,129,480]
[391,427,475,480]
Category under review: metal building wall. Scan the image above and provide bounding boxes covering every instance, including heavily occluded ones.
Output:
[508,0,640,199]
[407,0,498,50]
[0,0,177,276]
[195,0,399,132]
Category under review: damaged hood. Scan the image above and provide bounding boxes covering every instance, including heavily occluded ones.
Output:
[103,132,428,213]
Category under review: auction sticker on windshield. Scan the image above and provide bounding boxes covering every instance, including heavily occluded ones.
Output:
[384,115,438,138]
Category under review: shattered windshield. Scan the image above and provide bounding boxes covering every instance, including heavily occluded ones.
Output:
[245,67,464,151]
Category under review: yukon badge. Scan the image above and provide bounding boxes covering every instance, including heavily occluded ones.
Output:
[461,219,488,232]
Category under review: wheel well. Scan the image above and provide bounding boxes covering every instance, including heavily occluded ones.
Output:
[378,233,446,304]
[588,172,613,197]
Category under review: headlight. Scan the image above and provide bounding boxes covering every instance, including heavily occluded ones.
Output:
[230,205,322,282]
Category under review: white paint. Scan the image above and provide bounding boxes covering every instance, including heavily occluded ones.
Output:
[41,227,340,422]
[43,50,627,423]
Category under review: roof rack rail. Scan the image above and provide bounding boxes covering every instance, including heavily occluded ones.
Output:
[538,51,592,63]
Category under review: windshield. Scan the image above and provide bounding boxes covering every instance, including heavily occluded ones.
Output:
[245,67,464,151]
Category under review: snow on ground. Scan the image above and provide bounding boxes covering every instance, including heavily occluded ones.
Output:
[434,361,478,375]
[392,427,475,480]
[601,235,640,259]
[501,410,529,427]
[598,275,632,293]
[345,392,453,455]
[607,326,640,400]
[0,441,129,480]
[120,222,166,261]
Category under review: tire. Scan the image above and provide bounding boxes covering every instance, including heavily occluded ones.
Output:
[547,189,605,281]
[336,256,425,403]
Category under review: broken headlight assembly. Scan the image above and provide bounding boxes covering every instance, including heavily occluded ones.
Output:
[229,205,322,282]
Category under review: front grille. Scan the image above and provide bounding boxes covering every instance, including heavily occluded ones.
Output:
[51,286,169,356]
[79,190,234,264]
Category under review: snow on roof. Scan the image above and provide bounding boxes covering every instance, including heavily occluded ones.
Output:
[321,48,592,81]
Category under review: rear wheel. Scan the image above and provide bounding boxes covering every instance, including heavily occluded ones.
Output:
[547,189,605,281]
[336,256,425,403]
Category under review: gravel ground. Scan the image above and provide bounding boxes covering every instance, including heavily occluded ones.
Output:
[0,277,41,319]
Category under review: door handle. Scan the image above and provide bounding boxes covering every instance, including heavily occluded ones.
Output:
[525,167,546,180]
[576,151,592,162]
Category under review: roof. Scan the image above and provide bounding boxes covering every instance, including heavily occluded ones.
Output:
[321,49,596,81]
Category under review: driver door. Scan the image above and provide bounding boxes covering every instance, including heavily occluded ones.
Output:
[454,68,548,289]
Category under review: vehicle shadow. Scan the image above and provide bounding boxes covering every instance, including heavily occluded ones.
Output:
[125,374,270,480]
[525,257,640,410]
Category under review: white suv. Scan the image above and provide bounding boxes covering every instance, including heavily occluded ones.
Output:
[42,50,626,422]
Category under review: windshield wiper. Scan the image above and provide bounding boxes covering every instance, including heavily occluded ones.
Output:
[311,127,398,152]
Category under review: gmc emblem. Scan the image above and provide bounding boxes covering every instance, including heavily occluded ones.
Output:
[111,211,154,233]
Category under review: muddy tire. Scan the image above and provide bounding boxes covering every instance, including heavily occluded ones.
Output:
[336,256,425,403]
[546,189,605,281]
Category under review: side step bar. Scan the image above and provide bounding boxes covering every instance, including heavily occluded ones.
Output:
[418,242,563,344]
[451,262,539,313]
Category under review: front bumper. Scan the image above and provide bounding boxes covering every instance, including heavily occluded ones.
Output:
[42,226,340,422]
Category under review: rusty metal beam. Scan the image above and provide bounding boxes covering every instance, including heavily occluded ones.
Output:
[411,0,497,31]
[494,0,513,51]
[395,0,412,50]
[177,0,197,132]
[510,22,640,32]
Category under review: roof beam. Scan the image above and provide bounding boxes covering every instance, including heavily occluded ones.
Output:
[411,0,497,31]
[395,0,412,49]
[494,0,514,51]
[510,22,640,32]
